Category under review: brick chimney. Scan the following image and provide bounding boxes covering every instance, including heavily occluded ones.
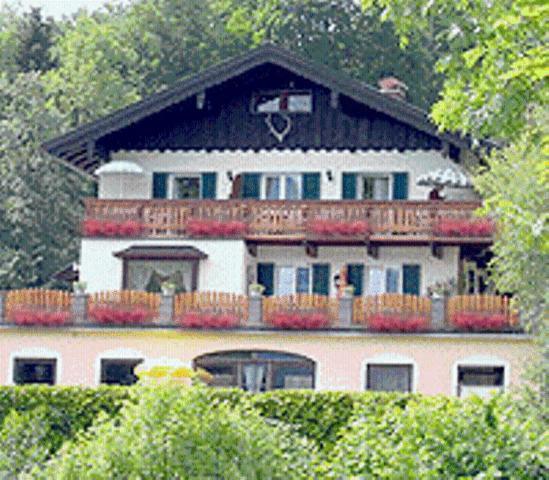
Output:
[378,77,408,101]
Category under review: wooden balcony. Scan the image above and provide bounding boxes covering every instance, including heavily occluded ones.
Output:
[84,199,492,246]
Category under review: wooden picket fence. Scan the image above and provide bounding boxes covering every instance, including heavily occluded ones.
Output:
[5,289,72,315]
[89,290,161,314]
[447,295,518,325]
[174,291,249,320]
[263,294,339,323]
[353,294,432,324]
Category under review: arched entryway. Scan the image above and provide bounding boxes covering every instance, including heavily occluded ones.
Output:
[194,350,316,392]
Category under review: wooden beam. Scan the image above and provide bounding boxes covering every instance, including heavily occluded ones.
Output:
[330,90,339,109]
[431,242,443,259]
[196,91,206,110]
[366,241,379,259]
[246,242,258,257]
[305,241,318,258]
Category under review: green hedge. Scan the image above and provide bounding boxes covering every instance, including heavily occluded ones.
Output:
[0,386,414,452]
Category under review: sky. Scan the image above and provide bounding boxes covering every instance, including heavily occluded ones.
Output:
[1,0,129,18]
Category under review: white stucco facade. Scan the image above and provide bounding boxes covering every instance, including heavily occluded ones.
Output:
[99,149,479,201]
[80,238,458,296]
[80,238,247,293]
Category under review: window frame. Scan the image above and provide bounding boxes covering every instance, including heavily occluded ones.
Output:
[168,173,202,200]
[362,354,418,392]
[250,90,313,115]
[364,265,403,295]
[274,265,312,295]
[366,363,413,392]
[13,358,57,385]
[194,351,316,392]
[99,358,144,386]
[261,173,302,200]
[122,257,199,291]
[357,172,392,201]
[453,356,509,397]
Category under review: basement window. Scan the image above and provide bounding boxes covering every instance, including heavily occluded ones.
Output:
[366,364,413,392]
[13,358,56,385]
[252,90,312,114]
[457,366,504,398]
[100,358,143,386]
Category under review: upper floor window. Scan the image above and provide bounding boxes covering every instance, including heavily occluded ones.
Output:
[252,90,312,114]
[262,173,301,200]
[359,174,391,200]
[170,174,201,200]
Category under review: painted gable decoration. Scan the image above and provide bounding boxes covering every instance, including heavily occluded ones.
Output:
[43,44,469,175]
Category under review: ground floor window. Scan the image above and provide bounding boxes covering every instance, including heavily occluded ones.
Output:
[125,259,196,293]
[366,364,413,392]
[100,358,143,385]
[194,351,315,392]
[457,366,505,398]
[13,358,56,385]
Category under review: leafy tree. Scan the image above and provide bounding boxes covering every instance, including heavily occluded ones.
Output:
[323,395,546,479]
[0,73,91,288]
[29,385,318,479]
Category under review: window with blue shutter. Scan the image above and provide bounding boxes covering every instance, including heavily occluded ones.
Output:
[312,264,330,295]
[402,264,421,295]
[347,264,364,296]
[296,267,311,294]
[392,172,409,200]
[242,173,261,199]
[152,172,168,199]
[342,173,357,199]
[302,173,321,200]
[201,172,217,199]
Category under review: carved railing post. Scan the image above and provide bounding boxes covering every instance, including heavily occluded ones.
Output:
[71,293,89,325]
[338,294,354,327]
[157,293,175,326]
[248,294,263,326]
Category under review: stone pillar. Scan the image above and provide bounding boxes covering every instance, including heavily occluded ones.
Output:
[431,296,447,331]
[248,295,263,326]
[71,293,89,325]
[338,295,354,327]
[157,293,174,326]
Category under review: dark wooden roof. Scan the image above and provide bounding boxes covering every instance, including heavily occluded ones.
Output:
[113,245,208,260]
[43,44,468,175]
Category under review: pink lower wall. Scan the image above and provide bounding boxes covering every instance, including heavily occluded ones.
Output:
[0,327,536,395]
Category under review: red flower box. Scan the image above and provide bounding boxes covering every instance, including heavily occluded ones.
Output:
[308,219,370,236]
[88,305,153,325]
[82,219,143,237]
[269,311,331,329]
[434,218,495,237]
[367,313,429,332]
[10,309,70,326]
[177,312,239,328]
[451,312,507,331]
[186,219,248,237]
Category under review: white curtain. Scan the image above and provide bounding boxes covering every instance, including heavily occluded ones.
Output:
[243,364,265,392]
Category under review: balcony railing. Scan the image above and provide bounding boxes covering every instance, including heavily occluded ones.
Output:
[0,290,521,333]
[83,199,491,242]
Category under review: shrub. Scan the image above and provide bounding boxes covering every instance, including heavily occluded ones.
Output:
[30,386,318,479]
[269,311,331,329]
[0,407,53,478]
[451,312,508,330]
[10,309,71,326]
[323,395,546,479]
[88,305,154,325]
[367,313,429,332]
[177,311,240,328]
[434,218,495,237]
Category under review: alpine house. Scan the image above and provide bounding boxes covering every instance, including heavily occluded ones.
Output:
[0,45,533,395]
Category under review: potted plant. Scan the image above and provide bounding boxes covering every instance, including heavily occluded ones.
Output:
[248,283,265,297]
[72,281,87,295]
[341,285,355,298]
[161,281,177,296]
[426,278,456,299]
